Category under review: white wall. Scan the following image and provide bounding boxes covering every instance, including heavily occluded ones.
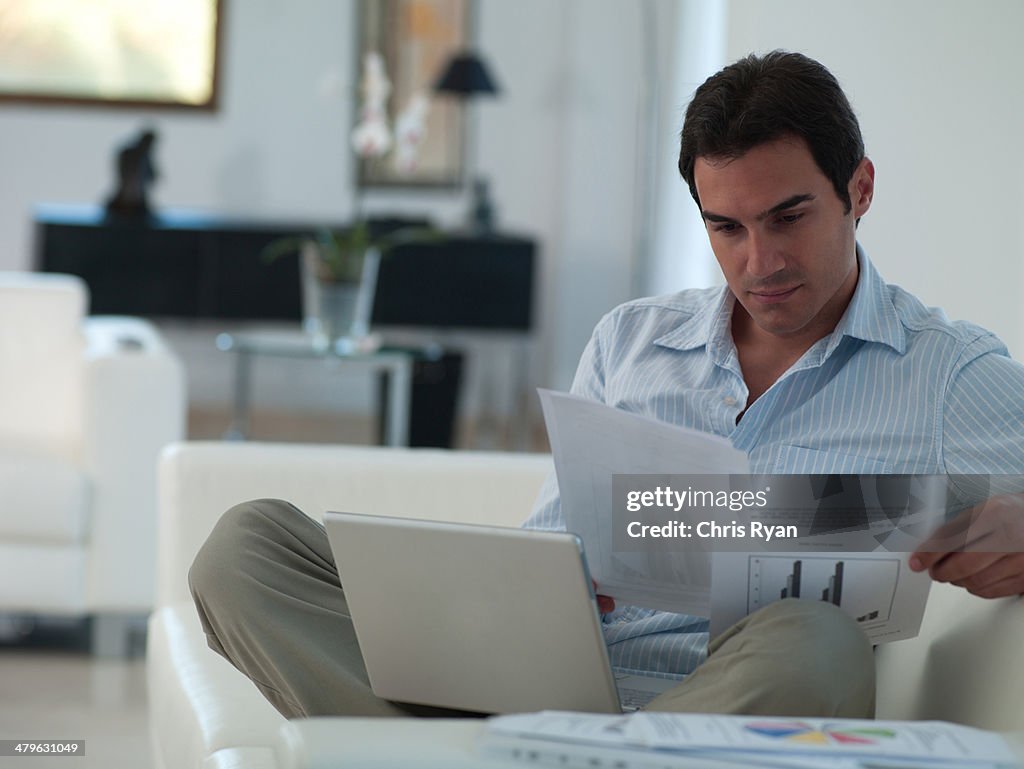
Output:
[5,1,1019,423]
[725,0,1024,358]
[0,0,672,420]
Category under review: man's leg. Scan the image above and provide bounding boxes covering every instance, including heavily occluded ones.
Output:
[645,599,875,717]
[192,502,874,718]
[189,498,414,718]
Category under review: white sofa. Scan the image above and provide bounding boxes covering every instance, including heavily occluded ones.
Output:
[0,272,185,652]
[148,442,1024,769]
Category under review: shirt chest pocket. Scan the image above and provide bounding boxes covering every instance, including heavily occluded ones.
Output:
[763,444,894,474]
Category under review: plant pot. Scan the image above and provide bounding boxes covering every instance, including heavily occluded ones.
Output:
[300,241,380,350]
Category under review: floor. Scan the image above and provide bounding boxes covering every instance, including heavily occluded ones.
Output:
[0,620,151,769]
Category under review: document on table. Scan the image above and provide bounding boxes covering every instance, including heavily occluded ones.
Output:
[479,711,1020,769]
[538,390,933,641]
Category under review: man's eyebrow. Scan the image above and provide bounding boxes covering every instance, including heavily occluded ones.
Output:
[701,193,816,224]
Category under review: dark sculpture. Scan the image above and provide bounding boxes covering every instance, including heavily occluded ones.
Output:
[105,129,159,218]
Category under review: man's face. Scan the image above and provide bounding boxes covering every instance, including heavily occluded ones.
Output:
[694,136,874,344]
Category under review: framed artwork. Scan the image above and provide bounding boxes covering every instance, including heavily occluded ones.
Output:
[0,0,223,110]
[356,0,470,188]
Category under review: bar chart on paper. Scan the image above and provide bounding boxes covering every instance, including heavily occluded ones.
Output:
[712,550,931,643]
[747,555,901,626]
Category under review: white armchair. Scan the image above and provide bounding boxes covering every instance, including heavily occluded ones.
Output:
[0,271,186,653]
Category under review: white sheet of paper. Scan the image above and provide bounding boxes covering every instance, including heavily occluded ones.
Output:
[538,390,749,616]
[540,389,935,644]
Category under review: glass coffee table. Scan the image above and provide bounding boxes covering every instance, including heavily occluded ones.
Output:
[215,330,415,446]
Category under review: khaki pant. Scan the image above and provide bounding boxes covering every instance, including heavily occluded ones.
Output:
[189,499,875,719]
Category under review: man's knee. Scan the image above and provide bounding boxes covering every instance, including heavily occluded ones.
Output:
[739,599,875,715]
[745,598,872,656]
[188,498,300,607]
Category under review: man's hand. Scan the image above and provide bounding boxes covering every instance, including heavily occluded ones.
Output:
[910,493,1024,599]
[592,579,615,614]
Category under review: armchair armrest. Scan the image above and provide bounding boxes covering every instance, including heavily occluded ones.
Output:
[82,316,186,610]
[275,719,517,769]
[155,442,552,608]
[875,585,1024,730]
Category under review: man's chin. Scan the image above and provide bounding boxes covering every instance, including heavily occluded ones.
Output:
[747,311,810,339]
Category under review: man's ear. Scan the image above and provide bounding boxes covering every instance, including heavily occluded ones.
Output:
[850,157,875,218]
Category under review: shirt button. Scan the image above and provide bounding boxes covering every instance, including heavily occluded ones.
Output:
[723,396,737,407]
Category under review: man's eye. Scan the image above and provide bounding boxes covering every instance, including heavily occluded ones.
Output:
[714,223,739,234]
[778,213,804,225]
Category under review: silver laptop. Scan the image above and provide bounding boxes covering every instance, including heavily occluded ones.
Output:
[324,511,678,715]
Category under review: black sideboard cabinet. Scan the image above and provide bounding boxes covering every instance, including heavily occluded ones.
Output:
[34,204,535,331]
[35,205,536,449]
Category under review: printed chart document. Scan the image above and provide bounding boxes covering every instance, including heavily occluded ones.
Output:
[710,551,931,642]
[479,711,1020,769]
[538,390,932,641]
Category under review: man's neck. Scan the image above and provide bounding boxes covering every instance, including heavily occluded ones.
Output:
[732,315,819,409]
[730,262,860,407]
[732,309,826,363]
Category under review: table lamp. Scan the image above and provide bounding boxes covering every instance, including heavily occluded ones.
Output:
[433,51,501,232]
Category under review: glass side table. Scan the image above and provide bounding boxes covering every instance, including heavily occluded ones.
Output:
[215,330,414,447]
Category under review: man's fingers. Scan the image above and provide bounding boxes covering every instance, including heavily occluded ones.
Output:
[912,510,975,568]
[950,553,1024,592]
[592,578,615,613]
[929,551,1002,584]
[911,495,1024,599]
[910,550,941,572]
[914,511,982,555]
[922,552,1024,598]
[597,595,615,614]
[913,497,1024,570]
[964,573,1024,600]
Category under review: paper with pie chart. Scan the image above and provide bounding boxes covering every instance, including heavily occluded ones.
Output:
[483,711,1017,767]
[743,720,899,745]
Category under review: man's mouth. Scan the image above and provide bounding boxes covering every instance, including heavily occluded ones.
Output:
[749,285,800,304]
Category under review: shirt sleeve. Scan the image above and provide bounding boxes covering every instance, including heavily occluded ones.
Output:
[941,337,1024,499]
[521,314,610,531]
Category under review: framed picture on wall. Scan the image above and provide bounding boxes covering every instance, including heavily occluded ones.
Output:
[0,0,223,110]
[356,0,470,188]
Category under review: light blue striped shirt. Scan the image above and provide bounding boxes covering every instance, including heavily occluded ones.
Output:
[524,247,1024,680]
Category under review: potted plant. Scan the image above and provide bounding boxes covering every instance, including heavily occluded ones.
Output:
[263,51,434,351]
[263,220,437,351]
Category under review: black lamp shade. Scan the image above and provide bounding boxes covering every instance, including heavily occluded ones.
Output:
[433,52,500,96]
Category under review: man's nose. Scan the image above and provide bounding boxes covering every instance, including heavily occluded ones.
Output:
[745,231,785,278]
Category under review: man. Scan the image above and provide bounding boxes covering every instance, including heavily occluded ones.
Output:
[190,51,1024,721]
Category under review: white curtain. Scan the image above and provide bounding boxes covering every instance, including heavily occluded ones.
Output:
[640,0,728,297]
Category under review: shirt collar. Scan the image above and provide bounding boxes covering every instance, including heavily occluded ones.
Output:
[825,245,906,356]
[653,245,906,357]
[653,285,734,356]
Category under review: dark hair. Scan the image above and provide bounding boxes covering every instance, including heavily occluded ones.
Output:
[678,51,864,213]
